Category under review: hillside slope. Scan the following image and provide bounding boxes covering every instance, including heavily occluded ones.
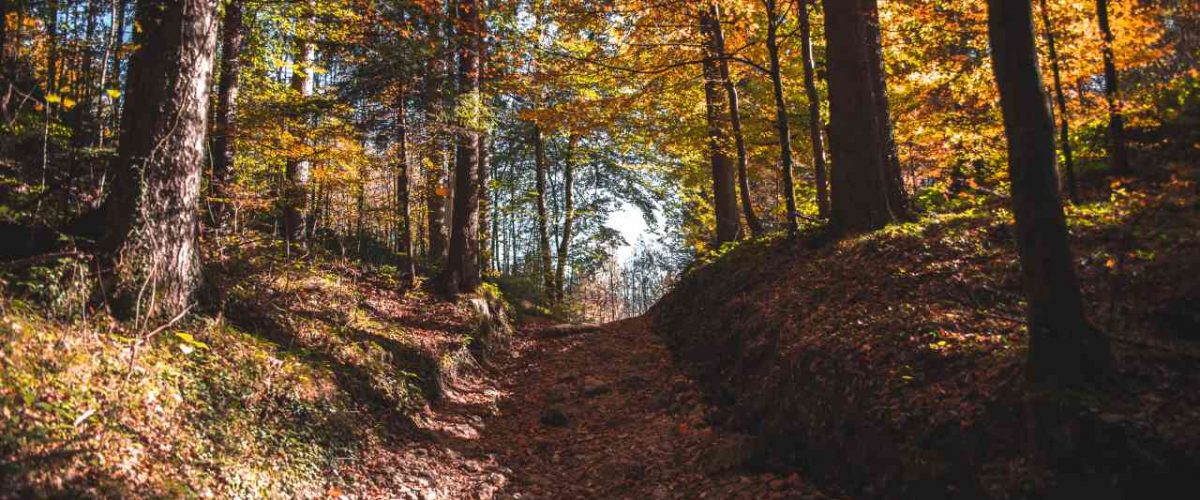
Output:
[651,164,1200,497]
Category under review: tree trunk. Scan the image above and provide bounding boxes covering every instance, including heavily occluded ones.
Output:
[1037,0,1080,204]
[108,0,129,138]
[798,0,829,220]
[210,0,243,227]
[45,0,58,97]
[396,89,415,286]
[985,0,1113,390]
[102,0,219,322]
[864,0,909,218]
[765,0,799,235]
[283,26,314,247]
[554,134,578,303]
[706,2,761,237]
[443,0,481,295]
[1095,0,1131,175]
[699,4,742,245]
[0,0,9,119]
[533,123,555,297]
[822,0,906,233]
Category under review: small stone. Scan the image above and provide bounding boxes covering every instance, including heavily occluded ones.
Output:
[540,408,569,427]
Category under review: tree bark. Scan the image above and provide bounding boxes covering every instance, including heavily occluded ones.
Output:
[765,0,799,236]
[822,0,906,233]
[798,0,829,220]
[102,0,219,322]
[210,0,243,227]
[443,0,481,295]
[705,2,761,237]
[985,0,1113,390]
[864,0,909,218]
[108,0,129,137]
[396,88,415,286]
[1037,0,1080,204]
[533,123,554,297]
[699,4,743,245]
[283,22,314,247]
[1095,0,1131,175]
[554,134,578,303]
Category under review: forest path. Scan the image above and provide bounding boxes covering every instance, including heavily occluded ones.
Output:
[399,316,826,499]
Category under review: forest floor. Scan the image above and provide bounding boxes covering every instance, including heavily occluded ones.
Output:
[1,236,825,498]
[398,317,827,499]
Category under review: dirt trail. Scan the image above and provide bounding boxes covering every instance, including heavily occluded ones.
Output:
[379,316,826,499]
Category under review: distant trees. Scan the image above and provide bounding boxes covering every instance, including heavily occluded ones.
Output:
[102,0,219,320]
[822,0,908,233]
[986,0,1113,389]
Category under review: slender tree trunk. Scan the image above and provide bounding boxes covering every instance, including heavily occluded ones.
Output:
[705,2,761,237]
[1037,0,1080,204]
[283,25,314,247]
[864,0,909,218]
[798,0,829,220]
[210,0,243,227]
[765,0,799,235]
[108,0,129,138]
[554,134,578,303]
[0,0,9,119]
[476,35,491,277]
[102,0,219,322]
[985,0,1113,390]
[699,4,742,244]
[425,2,451,264]
[443,0,481,295]
[1095,0,1131,175]
[533,123,554,297]
[822,0,906,233]
[396,88,415,286]
[45,0,59,96]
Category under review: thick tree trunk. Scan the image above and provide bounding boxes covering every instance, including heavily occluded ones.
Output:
[1095,0,1131,175]
[699,4,742,245]
[533,123,555,297]
[102,0,219,322]
[705,3,761,237]
[443,0,481,295]
[822,0,906,233]
[986,0,1113,390]
[210,0,243,227]
[798,0,829,220]
[765,0,799,235]
[283,29,314,247]
[554,134,578,303]
[1037,0,1080,204]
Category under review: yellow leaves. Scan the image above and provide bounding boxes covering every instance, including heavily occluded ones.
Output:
[106,89,122,99]
[44,93,62,104]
